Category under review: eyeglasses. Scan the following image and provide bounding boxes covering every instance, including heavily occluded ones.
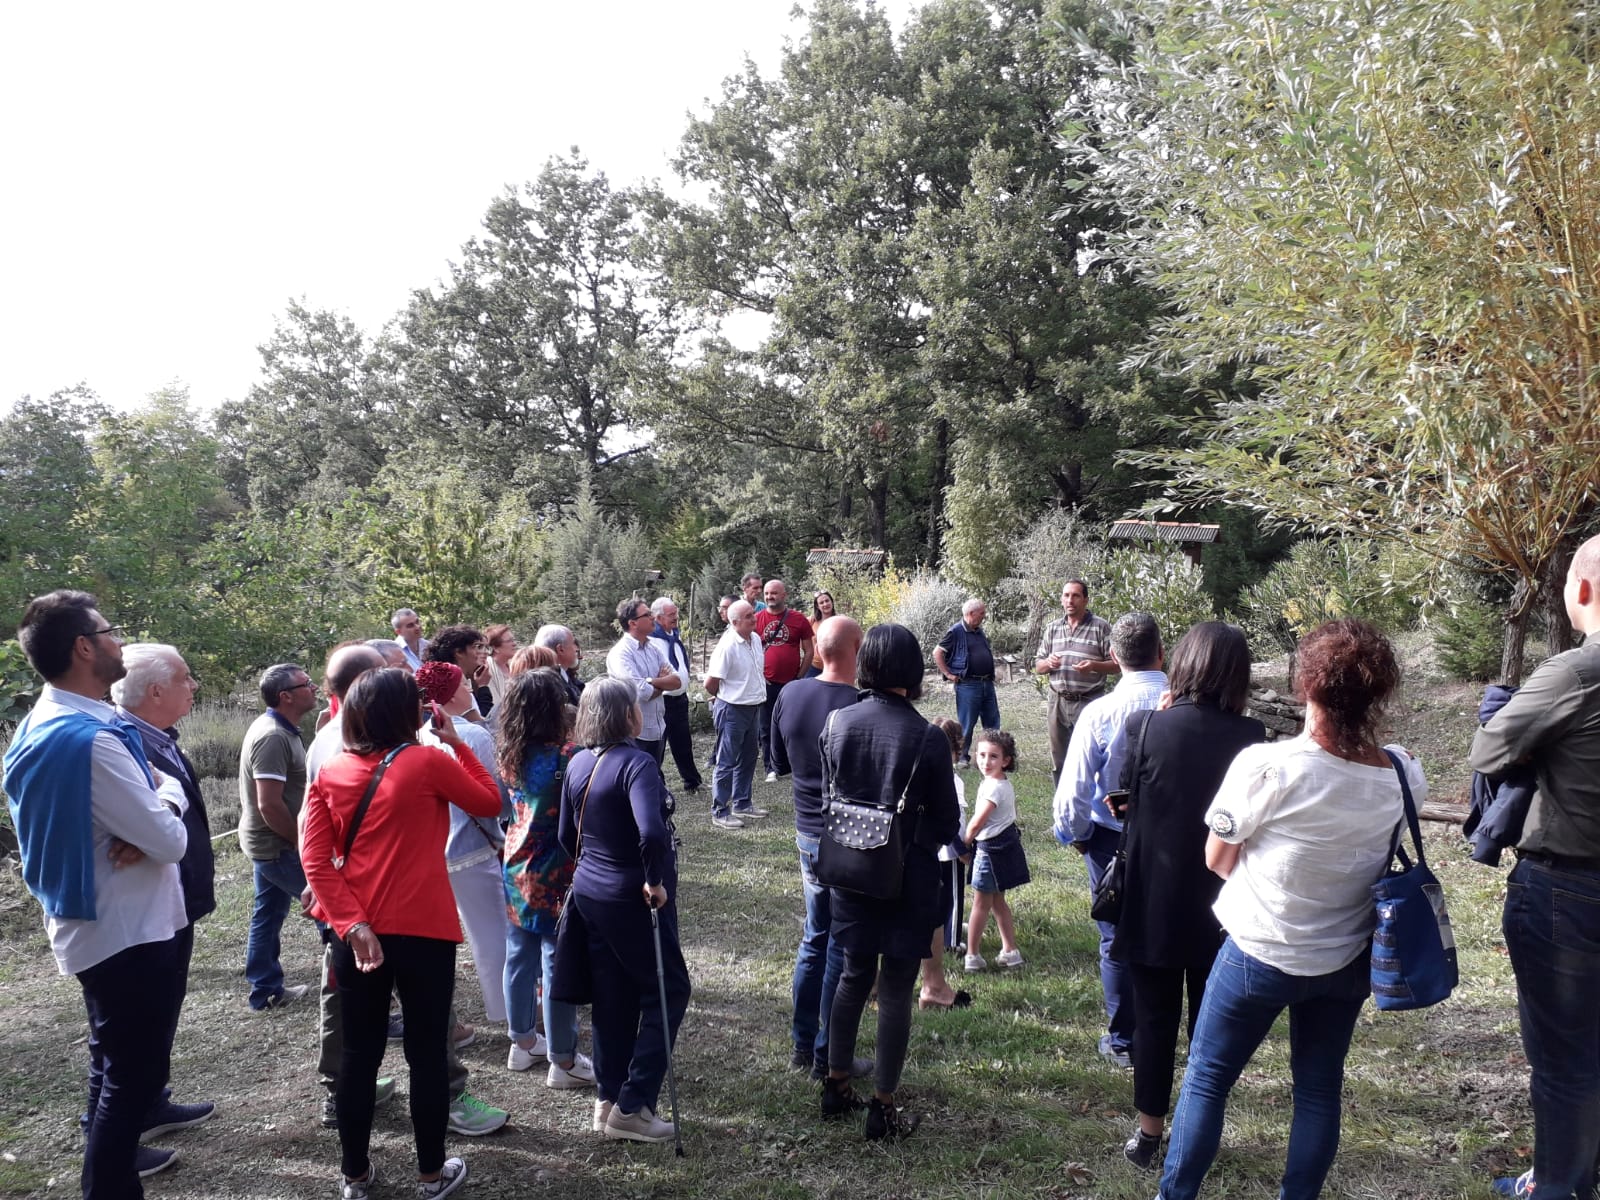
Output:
[85,625,125,642]
[284,681,318,693]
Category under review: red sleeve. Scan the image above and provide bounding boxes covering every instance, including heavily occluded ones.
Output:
[301,775,369,938]
[432,741,501,818]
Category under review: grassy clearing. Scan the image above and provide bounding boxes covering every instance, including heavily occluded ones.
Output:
[0,664,1531,1199]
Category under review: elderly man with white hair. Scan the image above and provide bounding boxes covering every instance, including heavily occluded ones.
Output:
[108,643,218,1157]
[649,596,703,796]
[534,623,583,706]
[704,600,767,829]
[933,597,1002,767]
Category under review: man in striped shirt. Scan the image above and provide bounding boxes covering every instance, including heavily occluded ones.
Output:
[1033,579,1116,782]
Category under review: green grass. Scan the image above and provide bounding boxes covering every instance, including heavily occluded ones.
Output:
[0,668,1532,1198]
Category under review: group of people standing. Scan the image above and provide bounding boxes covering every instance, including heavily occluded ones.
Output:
[10,532,1600,1200]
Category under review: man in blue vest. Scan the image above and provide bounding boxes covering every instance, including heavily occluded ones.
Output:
[5,590,191,1195]
[934,598,1001,768]
[107,644,217,1155]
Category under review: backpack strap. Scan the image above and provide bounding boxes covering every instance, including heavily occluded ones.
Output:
[334,743,410,869]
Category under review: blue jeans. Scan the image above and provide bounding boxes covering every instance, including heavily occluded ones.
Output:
[246,847,308,1009]
[954,678,1000,758]
[1158,937,1370,1200]
[1503,856,1600,1200]
[792,833,845,1066]
[1082,823,1136,1052]
[503,923,579,1059]
[712,700,760,816]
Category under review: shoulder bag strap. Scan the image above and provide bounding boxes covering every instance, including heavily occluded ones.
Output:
[570,748,609,868]
[822,709,841,812]
[1382,748,1425,868]
[335,743,410,869]
[896,734,922,815]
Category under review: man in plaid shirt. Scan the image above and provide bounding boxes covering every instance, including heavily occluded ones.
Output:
[1033,579,1115,781]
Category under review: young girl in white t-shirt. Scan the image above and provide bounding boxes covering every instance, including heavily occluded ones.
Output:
[964,730,1030,971]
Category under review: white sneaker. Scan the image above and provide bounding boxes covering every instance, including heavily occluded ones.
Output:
[416,1157,467,1199]
[507,1033,549,1071]
[604,1104,675,1144]
[592,1099,613,1133]
[764,771,779,783]
[546,1053,596,1089]
[996,948,1025,969]
[964,953,987,973]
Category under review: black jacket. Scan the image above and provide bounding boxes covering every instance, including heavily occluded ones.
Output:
[144,734,216,925]
[821,691,960,959]
[1110,699,1264,968]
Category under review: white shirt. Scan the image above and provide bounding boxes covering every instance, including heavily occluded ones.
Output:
[974,775,1017,840]
[606,634,671,740]
[1206,734,1427,976]
[306,708,345,783]
[940,772,969,862]
[29,685,189,975]
[421,717,506,870]
[705,627,766,706]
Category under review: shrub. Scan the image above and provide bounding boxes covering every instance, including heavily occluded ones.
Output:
[1096,547,1216,651]
[1435,598,1504,682]
[886,571,970,664]
[1235,537,1435,661]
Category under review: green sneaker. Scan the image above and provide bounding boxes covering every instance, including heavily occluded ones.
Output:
[446,1091,508,1136]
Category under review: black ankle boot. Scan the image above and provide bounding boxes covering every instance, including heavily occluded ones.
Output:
[1124,1126,1161,1169]
[820,1075,864,1119]
[864,1096,920,1141]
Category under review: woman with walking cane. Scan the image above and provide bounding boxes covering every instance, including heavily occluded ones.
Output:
[555,677,691,1145]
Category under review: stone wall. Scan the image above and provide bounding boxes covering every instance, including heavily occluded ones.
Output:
[1248,687,1305,741]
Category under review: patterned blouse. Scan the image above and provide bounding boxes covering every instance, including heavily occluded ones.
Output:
[502,742,576,934]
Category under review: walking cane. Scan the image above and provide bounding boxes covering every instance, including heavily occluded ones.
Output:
[954,858,966,955]
[649,903,686,1157]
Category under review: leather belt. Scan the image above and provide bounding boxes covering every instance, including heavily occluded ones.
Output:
[1516,849,1600,873]
[1055,688,1102,702]
[959,675,995,682]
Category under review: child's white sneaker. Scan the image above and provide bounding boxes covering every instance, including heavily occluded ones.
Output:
[996,948,1024,969]
[963,953,987,972]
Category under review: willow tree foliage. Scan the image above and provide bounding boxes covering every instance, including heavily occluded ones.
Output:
[1069,0,1600,679]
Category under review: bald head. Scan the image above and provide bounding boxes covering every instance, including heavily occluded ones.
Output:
[326,644,385,700]
[1566,534,1600,635]
[816,616,863,684]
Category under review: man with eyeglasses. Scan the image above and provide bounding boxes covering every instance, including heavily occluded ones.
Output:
[237,662,317,1011]
[605,598,680,766]
[4,590,192,1191]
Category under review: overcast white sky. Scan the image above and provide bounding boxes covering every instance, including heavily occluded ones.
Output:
[0,1,916,413]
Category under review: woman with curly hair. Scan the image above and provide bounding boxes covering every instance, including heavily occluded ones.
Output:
[1154,619,1427,1200]
[495,668,594,1089]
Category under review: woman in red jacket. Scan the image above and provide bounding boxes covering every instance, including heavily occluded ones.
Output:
[303,668,500,1200]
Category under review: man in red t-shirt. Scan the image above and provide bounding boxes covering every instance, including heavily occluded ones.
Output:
[755,579,814,782]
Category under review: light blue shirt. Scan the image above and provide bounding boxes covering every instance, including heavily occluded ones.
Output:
[1052,669,1168,843]
[606,634,671,741]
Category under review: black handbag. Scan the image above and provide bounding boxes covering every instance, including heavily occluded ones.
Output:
[549,749,606,1005]
[814,709,921,900]
[1088,708,1154,924]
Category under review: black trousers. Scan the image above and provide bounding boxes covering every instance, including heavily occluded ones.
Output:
[330,934,455,1180]
[1127,959,1214,1118]
[661,693,702,792]
[829,951,920,1096]
[79,933,185,1200]
[760,680,786,773]
[580,893,690,1115]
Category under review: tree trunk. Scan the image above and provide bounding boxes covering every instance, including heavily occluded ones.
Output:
[837,475,853,536]
[1543,551,1575,655]
[925,417,949,567]
[1501,578,1531,685]
[868,476,889,550]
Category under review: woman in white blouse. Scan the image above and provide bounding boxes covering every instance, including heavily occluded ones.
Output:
[1155,619,1426,1200]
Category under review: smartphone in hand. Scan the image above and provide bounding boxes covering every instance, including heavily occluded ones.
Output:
[430,701,449,733]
